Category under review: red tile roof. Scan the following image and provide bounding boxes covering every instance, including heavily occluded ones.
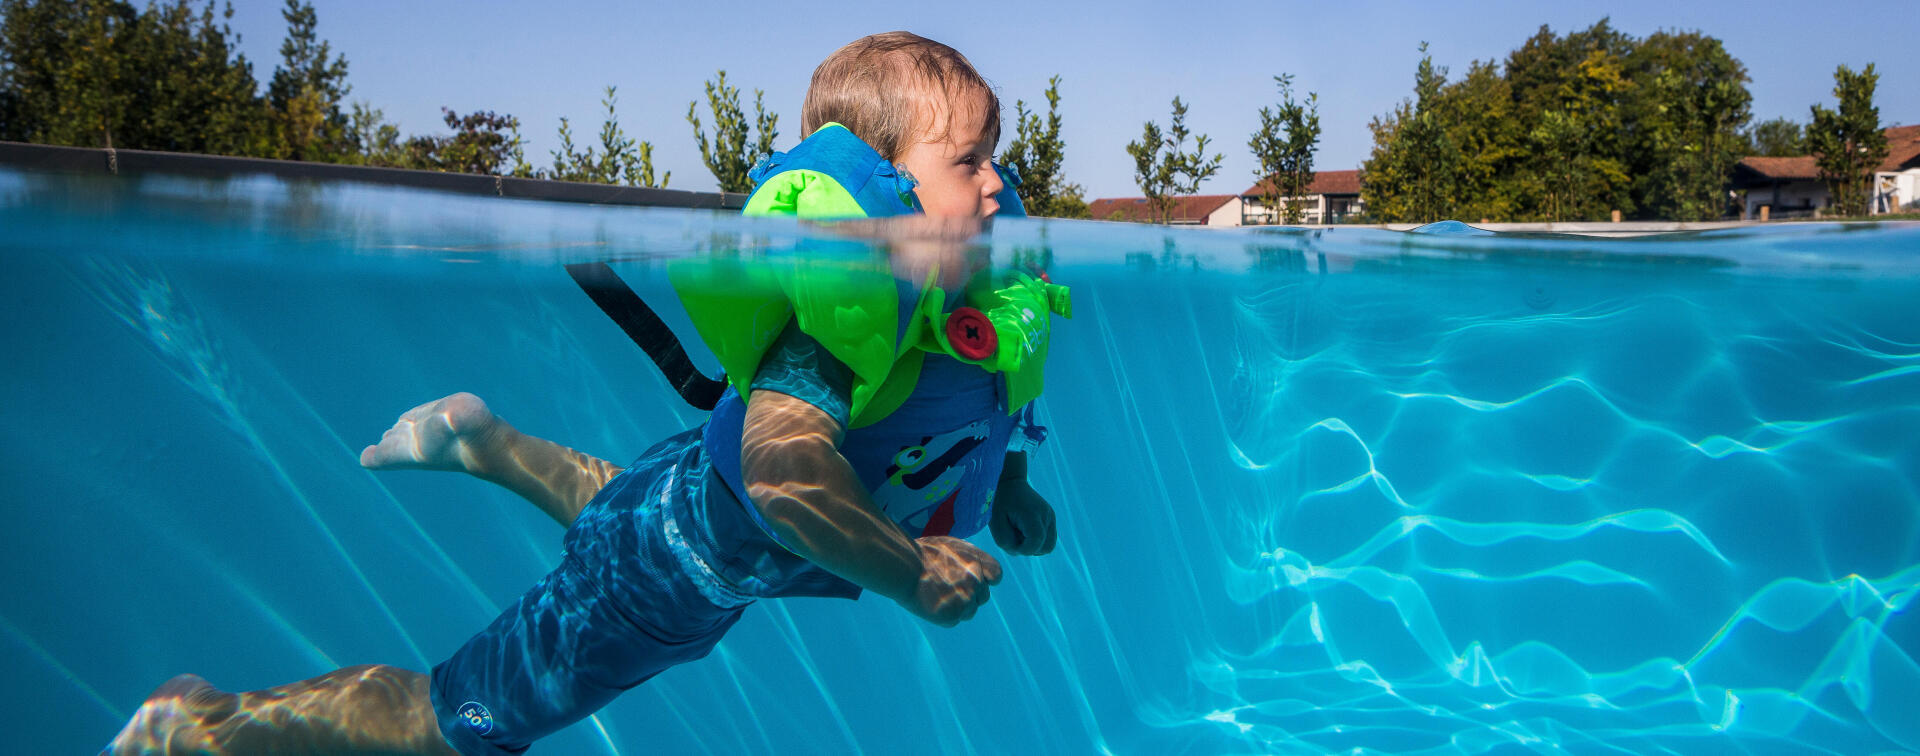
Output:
[1883,124,1920,171]
[1738,125,1920,181]
[1242,169,1363,198]
[1088,194,1238,223]
[1736,156,1820,181]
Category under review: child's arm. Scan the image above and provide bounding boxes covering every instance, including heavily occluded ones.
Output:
[742,389,1002,627]
[360,392,621,527]
[990,452,1057,555]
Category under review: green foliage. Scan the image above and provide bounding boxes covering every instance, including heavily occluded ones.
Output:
[548,86,668,187]
[266,0,350,161]
[1628,30,1750,221]
[1,0,134,147]
[0,0,603,184]
[1247,74,1321,224]
[1434,60,1524,221]
[1361,44,1459,223]
[1362,21,1755,222]
[399,107,530,176]
[1002,75,1088,218]
[345,101,404,167]
[1808,63,1887,217]
[686,70,776,193]
[1525,34,1634,220]
[1125,96,1222,224]
[0,0,270,153]
[1744,117,1805,157]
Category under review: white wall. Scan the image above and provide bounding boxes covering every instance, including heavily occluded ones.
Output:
[1233,195,1335,225]
[1877,170,1920,213]
[1208,197,1246,226]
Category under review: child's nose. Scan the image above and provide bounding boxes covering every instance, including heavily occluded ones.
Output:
[982,164,1004,197]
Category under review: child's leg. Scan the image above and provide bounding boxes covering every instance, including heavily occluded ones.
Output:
[359,392,623,526]
[105,665,454,755]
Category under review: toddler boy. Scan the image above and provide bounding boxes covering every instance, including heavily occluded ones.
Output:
[108,31,1060,756]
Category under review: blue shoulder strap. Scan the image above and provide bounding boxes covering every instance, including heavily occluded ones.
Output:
[745,123,918,218]
[993,162,1027,217]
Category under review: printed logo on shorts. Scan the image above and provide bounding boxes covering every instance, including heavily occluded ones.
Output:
[457,701,495,735]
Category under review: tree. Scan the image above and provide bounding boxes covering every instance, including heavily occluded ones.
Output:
[400,107,530,176]
[0,0,270,154]
[1494,21,1639,220]
[1744,117,1805,157]
[1434,60,1525,222]
[548,86,668,187]
[346,101,404,167]
[1002,75,1088,218]
[1808,63,1887,217]
[1361,44,1459,222]
[1125,96,1222,224]
[266,0,350,161]
[0,0,23,139]
[0,0,556,177]
[136,0,272,156]
[1,0,135,148]
[686,70,776,193]
[1247,74,1321,223]
[1537,45,1633,220]
[1353,21,1757,222]
[1628,30,1750,221]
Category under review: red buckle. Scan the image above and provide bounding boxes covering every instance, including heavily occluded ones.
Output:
[945,307,996,361]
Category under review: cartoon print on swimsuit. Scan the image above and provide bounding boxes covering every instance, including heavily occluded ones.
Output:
[875,418,992,536]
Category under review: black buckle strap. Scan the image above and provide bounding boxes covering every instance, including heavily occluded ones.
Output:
[564,262,726,411]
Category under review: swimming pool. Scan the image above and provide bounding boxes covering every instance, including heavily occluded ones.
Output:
[5,167,1919,754]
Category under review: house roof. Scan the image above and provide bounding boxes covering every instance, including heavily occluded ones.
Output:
[1735,156,1820,181]
[1884,124,1920,170]
[1735,124,1920,184]
[1242,169,1363,198]
[1088,194,1237,223]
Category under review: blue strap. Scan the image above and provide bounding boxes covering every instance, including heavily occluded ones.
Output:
[993,163,1027,217]
[747,152,781,185]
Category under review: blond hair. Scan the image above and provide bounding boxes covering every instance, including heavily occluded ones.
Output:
[801,32,1000,162]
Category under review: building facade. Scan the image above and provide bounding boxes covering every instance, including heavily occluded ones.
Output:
[1732,124,1920,218]
[1086,194,1242,225]
[1086,170,1367,227]
[1239,169,1366,225]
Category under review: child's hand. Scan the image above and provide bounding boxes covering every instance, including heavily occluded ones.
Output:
[905,536,1003,627]
[989,480,1057,556]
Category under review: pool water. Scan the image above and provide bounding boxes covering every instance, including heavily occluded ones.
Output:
[5,169,1919,754]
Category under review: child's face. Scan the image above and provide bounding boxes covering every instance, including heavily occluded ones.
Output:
[897,93,1003,219]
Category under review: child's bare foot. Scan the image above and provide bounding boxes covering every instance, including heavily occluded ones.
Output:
[105,667,453,755]
[103,673,237,754]
[359,392,503,475]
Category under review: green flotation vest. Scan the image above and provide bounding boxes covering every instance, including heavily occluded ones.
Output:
[669,123,1070,428]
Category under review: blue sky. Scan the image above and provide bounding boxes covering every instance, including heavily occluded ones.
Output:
[228,0,1916,197]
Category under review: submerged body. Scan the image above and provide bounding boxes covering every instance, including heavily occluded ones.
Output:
[429,333,1050,751]
[107,31,1065,755]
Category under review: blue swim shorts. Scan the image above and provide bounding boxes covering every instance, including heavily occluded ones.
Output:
[429,429,751,755]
